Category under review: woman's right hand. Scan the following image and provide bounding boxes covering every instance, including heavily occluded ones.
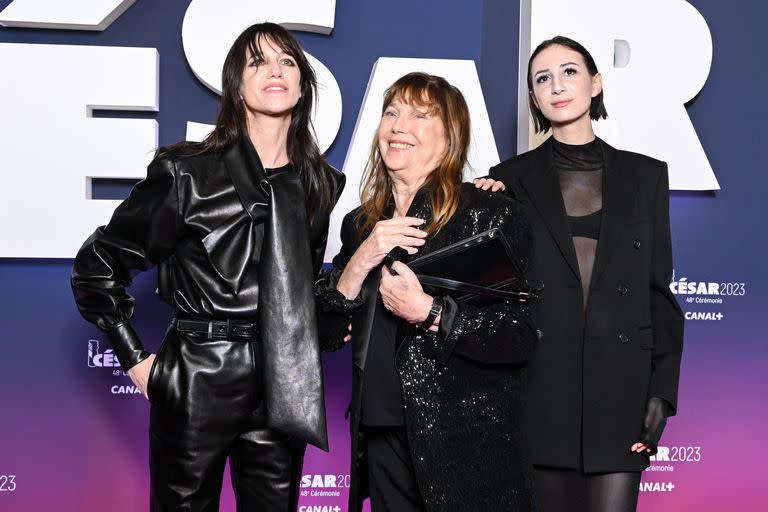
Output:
[127,353,156,400]
[354,217,427,271]
[473,177,506,192]
[336,217,427,299]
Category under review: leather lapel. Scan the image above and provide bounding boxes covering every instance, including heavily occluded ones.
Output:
[353,271,381,371]
[589,139,637,289]
[520,138,581,281]
[222,137,270,221]
[259,163,328,450]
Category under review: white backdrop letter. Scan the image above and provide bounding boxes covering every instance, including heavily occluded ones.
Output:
[520,0,716,190]
[0,0,135,31]
[0,44,158,257]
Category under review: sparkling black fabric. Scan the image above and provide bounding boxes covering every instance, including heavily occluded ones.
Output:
[317,184,538,512]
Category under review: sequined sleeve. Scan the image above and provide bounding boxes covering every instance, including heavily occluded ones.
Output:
[427,296,537,366]
[426,191,537,366]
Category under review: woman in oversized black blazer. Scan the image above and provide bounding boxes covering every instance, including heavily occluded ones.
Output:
[488,37,683,511]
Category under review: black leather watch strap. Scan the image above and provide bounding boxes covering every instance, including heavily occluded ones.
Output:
[419,296,444,331]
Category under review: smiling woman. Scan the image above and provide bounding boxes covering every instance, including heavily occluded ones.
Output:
[315,72,538,512]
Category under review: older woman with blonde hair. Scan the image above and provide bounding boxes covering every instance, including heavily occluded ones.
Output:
[316,72,538,512]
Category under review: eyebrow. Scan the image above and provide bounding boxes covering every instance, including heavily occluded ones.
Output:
[533,62,581,76]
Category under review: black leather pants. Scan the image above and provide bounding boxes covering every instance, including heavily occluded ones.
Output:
[147,326,306,511]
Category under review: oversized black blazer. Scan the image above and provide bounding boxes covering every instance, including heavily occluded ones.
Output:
[490,137,684,472]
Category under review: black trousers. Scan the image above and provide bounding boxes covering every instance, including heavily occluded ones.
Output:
[365,427,426,512]
[147,328,305,511]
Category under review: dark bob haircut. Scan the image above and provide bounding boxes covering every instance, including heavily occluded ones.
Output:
[527,36,608,133]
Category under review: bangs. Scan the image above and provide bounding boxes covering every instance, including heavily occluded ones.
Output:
[384,78,443,116]
[246,31,301,62]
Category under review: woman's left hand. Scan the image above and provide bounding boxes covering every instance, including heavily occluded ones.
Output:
[630,442,652,453]
[380,261,433,325]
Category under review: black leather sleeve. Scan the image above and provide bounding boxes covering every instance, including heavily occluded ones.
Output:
[71,153,181,370]
[648,165,684,414]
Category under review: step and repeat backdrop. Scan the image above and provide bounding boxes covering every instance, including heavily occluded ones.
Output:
[1,0,766,510]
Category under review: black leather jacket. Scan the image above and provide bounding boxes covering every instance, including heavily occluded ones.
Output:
[71,136,344,449]
[316,184,538,511]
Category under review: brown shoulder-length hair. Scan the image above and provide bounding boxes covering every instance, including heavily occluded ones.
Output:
[357,72,470,237]
[167,22,336,225]
[527,35,608,133]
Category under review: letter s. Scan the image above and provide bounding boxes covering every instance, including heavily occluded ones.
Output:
[181,0,342,152]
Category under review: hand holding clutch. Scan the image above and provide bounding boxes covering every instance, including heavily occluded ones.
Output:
[379,261,438,331]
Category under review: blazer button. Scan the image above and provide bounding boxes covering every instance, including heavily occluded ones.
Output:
[618,332,629,344]
[633,239,641,249]
[618,284,629,295]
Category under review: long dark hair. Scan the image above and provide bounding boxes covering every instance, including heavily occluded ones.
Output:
[527,35,608,133]
[169,22,336,224]
[357,72,470,237]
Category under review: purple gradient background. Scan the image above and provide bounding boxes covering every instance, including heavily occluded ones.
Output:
[2,0,768,510]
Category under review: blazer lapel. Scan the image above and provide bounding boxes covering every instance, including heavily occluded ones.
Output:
[353,271,380,371]
[589,139,637,289]
[520,139,581,281]
[352,188,432,371]
[222,136,270,220]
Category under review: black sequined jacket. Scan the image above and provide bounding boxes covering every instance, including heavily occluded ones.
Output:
[316,183,538,512]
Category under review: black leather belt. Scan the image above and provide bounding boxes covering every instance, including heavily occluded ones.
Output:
[174,317,259,340]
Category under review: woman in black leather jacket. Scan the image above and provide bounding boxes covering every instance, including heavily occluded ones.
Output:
[71,23,344,511]
[316,72,538,512]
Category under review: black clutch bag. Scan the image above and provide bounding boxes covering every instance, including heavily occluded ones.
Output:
[400,228,535,305]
